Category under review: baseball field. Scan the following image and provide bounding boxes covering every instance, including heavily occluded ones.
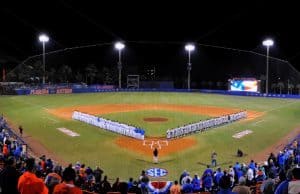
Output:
[1,92,300,181]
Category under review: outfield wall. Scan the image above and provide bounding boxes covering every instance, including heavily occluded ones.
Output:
[13,87,300,99]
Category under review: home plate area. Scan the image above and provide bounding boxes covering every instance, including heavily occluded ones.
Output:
[115,136,197,157]
[143,139,169,150]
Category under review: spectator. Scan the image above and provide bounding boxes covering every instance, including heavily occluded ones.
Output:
[234,162,241,171]
[203,165,213,177]
[268,153,277,166]
[179,170,188,185]
[170,180,181,194]
[18,158,48,194]
[181,172,192,185]
[255,166,266,182]
[0,156,20,194]
[139,170,149,194]
[112,177,120,191]
[275,167,300,194]
[246,167,254,186]
[13,145,22,160]
[94,166,104,184]
[202,172,213,192]
[85,167,95,186]
[79,164,86,179]
[214,167,224,186]
[53,166,82,194]
[118,181,128,194]
[217,174,235,194]
[260,172,276,194]
[45,166,62,194]
[75,161,81,173]
[100,175,111,194]
[127,177,134,191]
[191,174,201,192]
[232,177,251,194]
[46,158,54,173]
[128,181,141,194]
[2,144,9,157]
[181,178,193,193]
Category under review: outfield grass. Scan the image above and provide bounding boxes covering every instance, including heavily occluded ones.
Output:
[1,92,300,180]
[101,110,211,137]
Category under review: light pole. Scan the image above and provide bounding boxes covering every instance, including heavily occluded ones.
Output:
[39,34,49,84]
[185,43,195,90]
[115,42,125,89]
[262,39,274,95]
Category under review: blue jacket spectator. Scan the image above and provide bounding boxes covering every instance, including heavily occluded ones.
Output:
[214,168,224,186]
[191,174,201,192]
[182,178,193,193]
[202,173,213,192]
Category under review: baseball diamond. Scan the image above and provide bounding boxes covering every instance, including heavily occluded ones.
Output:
[1,92,300,181]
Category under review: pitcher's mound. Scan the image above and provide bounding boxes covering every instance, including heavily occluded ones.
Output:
[143,117,168,122]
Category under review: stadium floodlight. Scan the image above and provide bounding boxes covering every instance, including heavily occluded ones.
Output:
[262,39,274,95]
[262,39,274,47]
[39,34,49,43]
[39,34,49,84]
[185,43,195,90]
[115,42,125,89]
[185,44,195,52]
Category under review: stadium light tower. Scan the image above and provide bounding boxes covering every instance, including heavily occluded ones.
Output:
[39,34,49,84]
[115,42,125,89]
[185,43,195,90]
[262,39,274,95]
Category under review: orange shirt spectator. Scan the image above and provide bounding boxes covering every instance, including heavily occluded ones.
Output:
[53,166,82,194]
[170,180,181,194]
[53,183,82,194]
[3,144,9,156]
[18,158,48,194]
[41,159,46,172]
[79,164,86,178]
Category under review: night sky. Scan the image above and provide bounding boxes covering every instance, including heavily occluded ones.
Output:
[1,1,300,86]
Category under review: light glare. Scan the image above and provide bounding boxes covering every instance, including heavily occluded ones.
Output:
[262,39,274,47]
[39,34,49,43]
[115,42,125,50]
[185,44,195,51]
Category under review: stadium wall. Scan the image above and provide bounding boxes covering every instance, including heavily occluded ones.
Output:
[13,87,300,99]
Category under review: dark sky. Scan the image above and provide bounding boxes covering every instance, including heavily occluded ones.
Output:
[1,1,300,84]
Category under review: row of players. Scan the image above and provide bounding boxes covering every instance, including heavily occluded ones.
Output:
[72,111,145,140]
[166,111,247,139]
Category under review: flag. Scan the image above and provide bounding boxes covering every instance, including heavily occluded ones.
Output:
[147,181,173,194]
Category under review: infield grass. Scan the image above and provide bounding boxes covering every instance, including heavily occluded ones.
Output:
[100,110,211,137]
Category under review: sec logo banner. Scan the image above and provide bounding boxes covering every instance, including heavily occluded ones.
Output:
[146,168,168,177]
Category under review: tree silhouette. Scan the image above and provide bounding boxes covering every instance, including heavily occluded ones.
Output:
[85,64,98,84]
[277,82,284,94]
[296,84,300,95]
